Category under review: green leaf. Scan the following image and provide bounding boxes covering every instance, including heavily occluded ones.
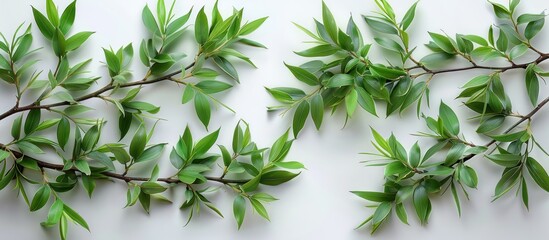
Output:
[233,195,246,229]
[450,183,461,216]
[75,159,91,175]
[326,73,354,88]
[351,191,395,202]
[135,144,166,163]
[439,102,459,135]
[489,1,511,19]
[486,154,521,167]
[195,7,209,45]
[369,64,406,80]
[260,171,299,186]
[194,81,232,95]
[509,44,528,60]
[52,29,66,57]
[294,44,339,57]
[269,130,289,162]
[45,0,59,26]
[66,31,94,52]
[310,94,324,130]
[401,2,418,30]
[518,13,546,25]
[526,157,549,192]
[250,198,270,221]
[413,185,431,225]
[12,34,33,62]
[140,182,167,194]
[443,142,466,165]
[63,204,90,231]
[395,203,408,225]
[494,166,520,200]
[11,115,23,139]
[24,109,41,134]
[357,88,377,116]
[489,131,526,142]
[526,64,540,106]
[374,37,403,53]
[194,129,220,157]
[30,185,51,212]
[364,17,397,34]
[321,1,338,42]
[59,1,76,34]
[372,202,392,232]
[213,57,239,81]
[525,18,544,40]
[142,5,159,34]
[476,115,505,133]
[103,49,121,74]
[240,17,268,35]
[81,125,100,151]
[130,125,147,159]
[345,89,358,117]
[43,199,63,226]
[428,32,455,54]
[409,142,421,168]
[182,86,195,104]
[194,93,211,129]
[285,63,318,86]
[274,161,305,170]
[293,101,310,137]
[459,165,478,188]
[33,7,55,39]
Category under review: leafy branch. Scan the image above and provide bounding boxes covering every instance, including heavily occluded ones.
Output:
[0,1,300,240]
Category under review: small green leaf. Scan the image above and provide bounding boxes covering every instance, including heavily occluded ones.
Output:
[345,89,358,117]
[413,185,431,225]
[63,204,90,231]
[260,171,299,186]
[194,93,211,129]
[24,109,41,134]
[59,1,76,34]
[142,5,159,34]
[326,73,354,88]
[250,198,270,221]
[140,182,167,194]
[401,2,418,30]
[351,191,395,202]
[135,144,165,163]
[75,159,91,175]
[65,31,94,52]
[285,63,318,86]
[195,7,209,45]
[11,115,23,139]
[526,157,549,192]
[130,125,147,159]
[193,129,220,157]
[30,185,51,212]
[439,102,460,135]
[486,154,521,167]
[233,195,246,229]
[292,101,310,137]
[33,7,55,39]
[525,64,540,106]
[295,44,339,57]
[310,94,324,130]
[429,32,455,53]
[321,1,338,42]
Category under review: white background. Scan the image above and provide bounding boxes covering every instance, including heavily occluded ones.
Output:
[1,0,549,239]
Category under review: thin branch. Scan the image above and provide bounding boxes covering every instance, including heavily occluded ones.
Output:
[0,62,196,121]
[1,146,248,185]
[458,95,549,165]
[410,53,549,78]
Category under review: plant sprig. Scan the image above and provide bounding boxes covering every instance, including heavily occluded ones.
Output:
[0,1,300,240]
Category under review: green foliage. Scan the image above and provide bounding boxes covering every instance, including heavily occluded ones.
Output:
[0,1,296,240]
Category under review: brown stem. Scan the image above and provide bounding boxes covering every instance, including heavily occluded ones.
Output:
[2,147,247,185]
[411,53,549,77]
[0,62,196,121]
